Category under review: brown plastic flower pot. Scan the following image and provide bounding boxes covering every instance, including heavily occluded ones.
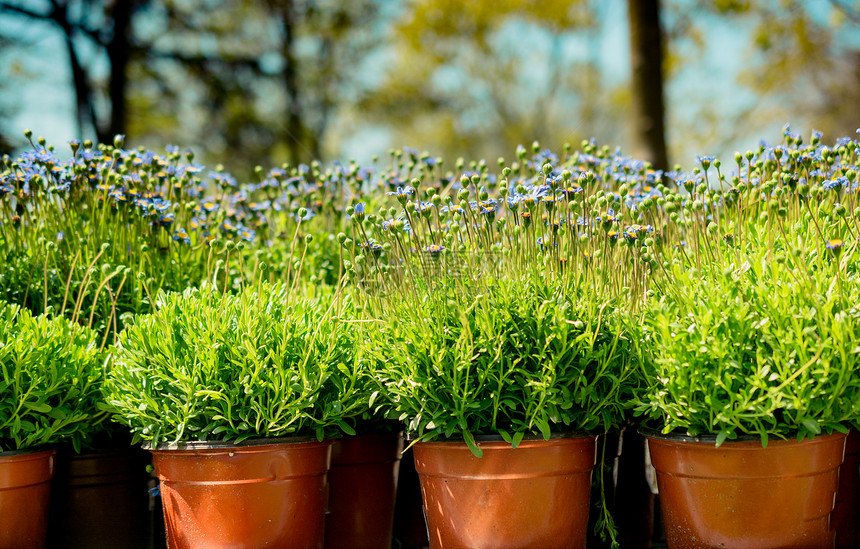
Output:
[324,431,403,549]
[48,447,151,549]
[0,448,56,549]
[149,437,332,549]
[644,429,846,549]
[413,433,596,549]
[833,429,860,548]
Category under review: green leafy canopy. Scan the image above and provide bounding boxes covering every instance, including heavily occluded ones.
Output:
[635,259,860,445]
[103,283,370,445]
[364,273,641,457]
[0,303,107,453]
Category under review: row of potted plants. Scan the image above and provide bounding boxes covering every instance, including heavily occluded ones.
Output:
[1,127,859,548]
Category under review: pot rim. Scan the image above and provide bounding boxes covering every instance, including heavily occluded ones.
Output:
[405,430,593,443]
[0,447,56,459]
[637,424,844,444]
[142,434,324,451]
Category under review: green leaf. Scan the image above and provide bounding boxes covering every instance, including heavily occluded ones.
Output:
[24,402,52,414]
[462,429,482,458]
[801,418,821,436]
[512,431,524,449]
[336,420,356,436]
[534,417,550,440]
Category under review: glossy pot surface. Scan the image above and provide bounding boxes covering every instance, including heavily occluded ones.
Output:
[647,432,846,549]
[151,439,331,549]
[414,435,596,549]
[0,449,55,549]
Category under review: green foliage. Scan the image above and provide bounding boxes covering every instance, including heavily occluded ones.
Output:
[636,260,860,445]
[365,273,640,457]
[0,138,348,342]
[0,303,107,453]
[103,282,370,445]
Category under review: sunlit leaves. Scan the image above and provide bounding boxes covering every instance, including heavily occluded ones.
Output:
[0,303,106,452]
[365,273,640,455]
[636,260,860,443]
[103,283,371,445]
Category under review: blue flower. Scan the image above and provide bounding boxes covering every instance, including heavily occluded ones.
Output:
[823,177,848,191]
[783,124,801,143]
[209,172,237,188]
[826,239,844,251]
[386,186,414,201]
[530,184,552,198]
[424,244,445,254]
[623,227,638,241]
[172,228,190,245]
[359,239,383,254]
[697,155,716,170]
[559,185,583,198]
[239,227,256,242]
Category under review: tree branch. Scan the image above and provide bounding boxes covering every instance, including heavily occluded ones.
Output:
[828,0,860,25]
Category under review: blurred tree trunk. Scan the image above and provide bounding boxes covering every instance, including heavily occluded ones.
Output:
[105,0,134,142]
[279,0,305,165]
[628,0,668,172]
[52,0,99,139]
[0,0,140,143]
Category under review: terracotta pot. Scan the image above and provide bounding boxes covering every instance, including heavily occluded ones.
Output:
[48,447,151,549]
[324,431,403,549]
[413,433,596,549]
[645,429,846,549]
[0,448,56,549]
[833,429,860,548]
[149,437,332,549]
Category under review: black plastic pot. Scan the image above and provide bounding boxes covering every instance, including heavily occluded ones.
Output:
[392,446,429,549]
[48,447,152,549]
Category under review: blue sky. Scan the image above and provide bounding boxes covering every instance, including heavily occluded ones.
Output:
[1,0,854,168]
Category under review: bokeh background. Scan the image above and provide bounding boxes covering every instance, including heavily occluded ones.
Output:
[1,0,859,178]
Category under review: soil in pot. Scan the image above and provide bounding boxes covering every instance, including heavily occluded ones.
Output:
[48,447,152,549]
[413,434,596,549]
[0,448,56,549]
[646,430,846,549]
[150,438,332,549]
[324,431,403,549]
